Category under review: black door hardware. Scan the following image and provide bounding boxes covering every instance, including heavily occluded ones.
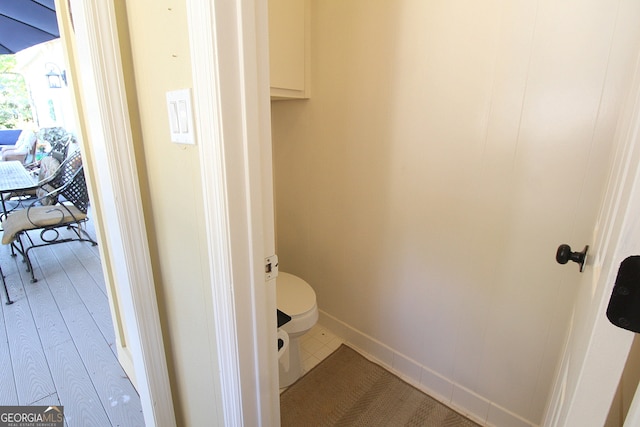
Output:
[556,244,589,272]
[607,256,640,333]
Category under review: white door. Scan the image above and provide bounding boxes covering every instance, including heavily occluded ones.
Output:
[543,52,640,426]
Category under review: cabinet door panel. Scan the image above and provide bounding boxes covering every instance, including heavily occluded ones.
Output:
[269,0,309,99]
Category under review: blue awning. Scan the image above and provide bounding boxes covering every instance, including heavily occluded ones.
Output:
[0,0,59,55]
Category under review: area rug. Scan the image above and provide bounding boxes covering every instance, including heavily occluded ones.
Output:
[280,344,481,426]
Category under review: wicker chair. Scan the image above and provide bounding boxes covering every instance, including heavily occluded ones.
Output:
[1,150,97,283]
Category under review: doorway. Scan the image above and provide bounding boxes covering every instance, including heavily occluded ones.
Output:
[0,4,145,426]
[57,0,175,425]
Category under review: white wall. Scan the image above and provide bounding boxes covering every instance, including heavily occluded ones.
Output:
[271,0,640,425]
[15,39,77,132]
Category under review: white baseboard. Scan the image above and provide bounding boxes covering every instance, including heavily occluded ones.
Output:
[318,310,537,427]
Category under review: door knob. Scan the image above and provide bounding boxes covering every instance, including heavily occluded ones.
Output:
[556,244,589,272]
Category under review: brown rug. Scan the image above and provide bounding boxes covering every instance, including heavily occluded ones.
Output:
[280,345,481,426]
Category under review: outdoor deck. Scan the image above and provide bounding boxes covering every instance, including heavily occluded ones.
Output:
[0,217,145,426]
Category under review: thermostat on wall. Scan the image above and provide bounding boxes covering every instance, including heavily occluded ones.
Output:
[166,88,196,145]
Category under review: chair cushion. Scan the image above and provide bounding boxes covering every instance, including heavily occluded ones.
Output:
[16,131,36,151]
[1,204,87,245]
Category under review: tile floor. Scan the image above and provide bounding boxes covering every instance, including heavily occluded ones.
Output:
[299,324,344,373]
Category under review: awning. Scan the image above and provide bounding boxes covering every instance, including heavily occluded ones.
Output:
[0,1,59,55]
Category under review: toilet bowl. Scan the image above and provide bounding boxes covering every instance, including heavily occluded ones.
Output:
[277,272,318,387]
[277,329,290,372]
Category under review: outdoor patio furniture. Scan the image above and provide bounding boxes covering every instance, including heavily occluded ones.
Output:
[0,130,37,164]
[0,264,11,305]
[1,132,75,213]
[0,160,38,221]
[0,129,22,146]
[1,150,97,282]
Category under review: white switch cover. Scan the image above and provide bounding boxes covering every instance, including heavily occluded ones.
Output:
[166,89,195,144]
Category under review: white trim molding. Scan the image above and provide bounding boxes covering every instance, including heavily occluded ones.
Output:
[187,0,278,425]
[66,1,176,425]
[318,311,535,427]
[185,0,243,423]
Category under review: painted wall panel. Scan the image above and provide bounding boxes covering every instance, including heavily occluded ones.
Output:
[121,1,223,425]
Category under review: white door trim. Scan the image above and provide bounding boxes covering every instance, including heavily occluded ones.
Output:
[66,1,176,425]
[187,0,278,425]
[543,49,640,426]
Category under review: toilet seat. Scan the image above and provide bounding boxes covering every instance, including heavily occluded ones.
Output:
[277,272,318,335]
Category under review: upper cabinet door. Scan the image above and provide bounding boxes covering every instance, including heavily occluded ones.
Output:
[269,0,310,100]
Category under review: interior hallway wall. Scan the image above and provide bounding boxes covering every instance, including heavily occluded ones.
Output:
[271,0,640,424]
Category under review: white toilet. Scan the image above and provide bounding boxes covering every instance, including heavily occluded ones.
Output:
[277,328,290,370]
[277,272,318,387]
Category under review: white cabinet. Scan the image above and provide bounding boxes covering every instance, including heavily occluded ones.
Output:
[269,0,310,99]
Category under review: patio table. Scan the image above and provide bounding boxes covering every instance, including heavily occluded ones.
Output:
[0,160,33,305]
[0,161,38,219]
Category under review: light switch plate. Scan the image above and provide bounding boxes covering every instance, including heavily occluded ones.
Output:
[166,88,196,145]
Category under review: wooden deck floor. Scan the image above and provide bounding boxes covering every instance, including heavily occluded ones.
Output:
[0,218,145,426]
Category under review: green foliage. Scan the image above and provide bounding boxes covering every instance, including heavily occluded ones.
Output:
[36,126,75,154]
[0,55,34,129]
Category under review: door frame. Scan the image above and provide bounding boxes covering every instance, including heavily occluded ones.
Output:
[63,1,176,425]
[185,0,279,424]
[182,0,280,426]
[67,0,277,425]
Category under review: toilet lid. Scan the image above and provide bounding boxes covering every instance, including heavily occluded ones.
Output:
[276,272,316,317]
